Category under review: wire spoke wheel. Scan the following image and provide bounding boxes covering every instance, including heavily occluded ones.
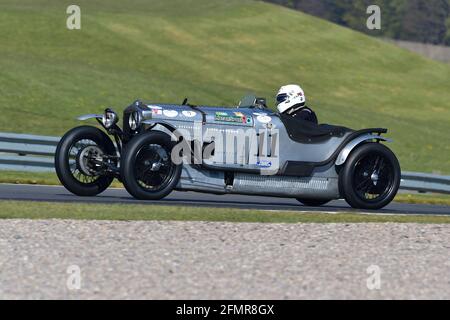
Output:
[67,138,104,185]
[340,142,400,210]
[55,126,116,196]
[353,153,394,202]
[134,143,175,192]
[121,131,182,200]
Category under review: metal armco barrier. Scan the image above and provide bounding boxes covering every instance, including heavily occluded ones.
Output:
[0,132,59,172]
[400,171,450,194]
[0,132,449,194]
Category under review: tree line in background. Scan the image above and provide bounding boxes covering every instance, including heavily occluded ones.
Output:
[265,0,450,46]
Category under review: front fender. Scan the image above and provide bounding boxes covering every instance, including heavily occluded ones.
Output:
[335,134,392,166]
[142,120,179,141]
[77,114,102,121]
[142,119,177,132]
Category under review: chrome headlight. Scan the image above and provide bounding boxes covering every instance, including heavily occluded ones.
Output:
[128,111,141,131]
[102,108,118,129]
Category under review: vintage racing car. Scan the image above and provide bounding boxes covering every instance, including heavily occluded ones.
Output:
[55,95,401,209]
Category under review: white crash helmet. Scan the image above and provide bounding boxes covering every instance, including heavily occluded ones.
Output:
[276,84,306,114]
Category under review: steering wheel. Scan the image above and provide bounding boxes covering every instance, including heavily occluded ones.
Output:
[254,97,268,109]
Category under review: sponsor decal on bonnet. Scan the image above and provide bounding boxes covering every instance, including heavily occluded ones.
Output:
[148,105,162,115]
[256,159,272,168]
[215,111,251,124]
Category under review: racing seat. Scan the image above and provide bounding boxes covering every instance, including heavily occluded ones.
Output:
[278,113,353,144]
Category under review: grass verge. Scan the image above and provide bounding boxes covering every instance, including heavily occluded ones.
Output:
[395,193,450,206]
[0,201,449,223]
[0,171,59,185]
[0,171,123,187]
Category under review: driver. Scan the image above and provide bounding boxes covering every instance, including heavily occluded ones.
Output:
[275,84,318,124]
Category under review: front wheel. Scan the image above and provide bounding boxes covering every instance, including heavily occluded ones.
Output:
[340,143,401,210]
[120,131,182,200]
[55,126,117,196]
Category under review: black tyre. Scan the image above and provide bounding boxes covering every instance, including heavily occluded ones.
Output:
[120,131,182,200]
[340,143,400,210]
[55,126,117,196]
[296,199,330,207]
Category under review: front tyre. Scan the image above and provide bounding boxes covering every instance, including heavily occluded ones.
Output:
[55,126,117,196]
[120,131,182,200]
[340,143,400,210]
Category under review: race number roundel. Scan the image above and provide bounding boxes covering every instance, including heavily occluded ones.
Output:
[163,110,178,118]
[256,115,272,124]
[182,110,197,117]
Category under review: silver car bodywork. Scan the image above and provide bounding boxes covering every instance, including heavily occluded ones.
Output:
[80,98,391,200]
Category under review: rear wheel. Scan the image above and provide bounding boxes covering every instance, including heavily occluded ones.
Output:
[340,143,400,210]
[120,131,182,200]
[296,199,330,207]
[55,126,117,196]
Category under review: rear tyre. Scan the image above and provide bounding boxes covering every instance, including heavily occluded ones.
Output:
[55,126,116,196]
[340,143,400,210]
[120,131,182,200]
[296,199,330,207]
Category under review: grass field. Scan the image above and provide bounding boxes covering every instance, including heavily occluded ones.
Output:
[0,200,449,223]
[0,0,449,174]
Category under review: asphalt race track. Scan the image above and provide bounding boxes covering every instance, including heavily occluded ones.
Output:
[0,184,448,215]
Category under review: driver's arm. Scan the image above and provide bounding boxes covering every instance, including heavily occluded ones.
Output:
[292,107,318,124]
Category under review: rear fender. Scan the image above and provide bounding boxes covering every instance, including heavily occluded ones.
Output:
[335,134,391,166]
